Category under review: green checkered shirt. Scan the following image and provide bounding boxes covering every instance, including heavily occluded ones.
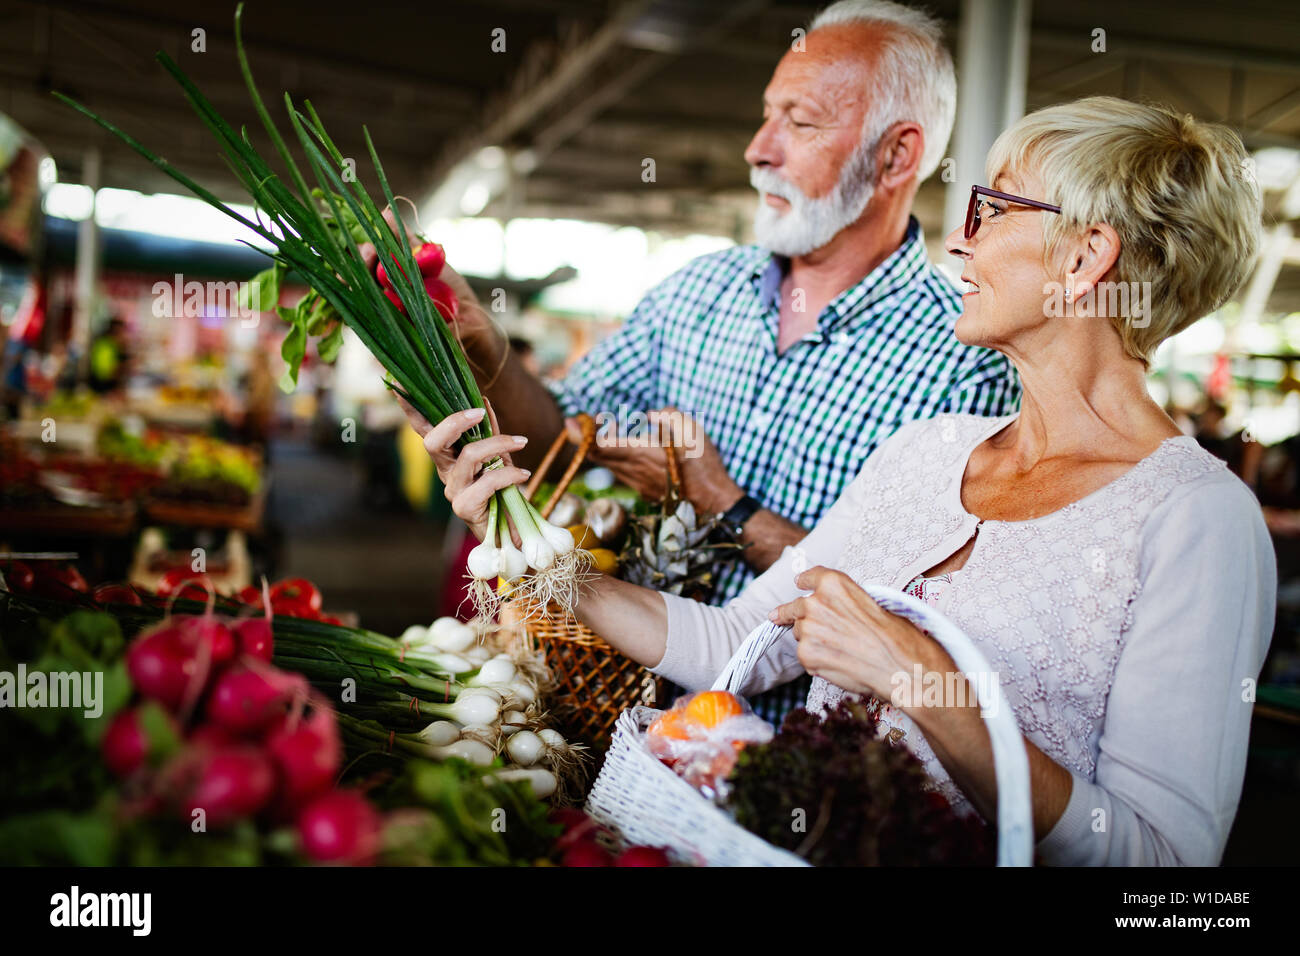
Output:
[548,217,1020,720]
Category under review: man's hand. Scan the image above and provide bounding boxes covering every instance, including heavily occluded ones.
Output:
[579,407,742,514]
[650,408,744,515]
[581,424,674,502]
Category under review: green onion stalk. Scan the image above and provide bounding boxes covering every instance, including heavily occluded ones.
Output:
[53,3,590,620]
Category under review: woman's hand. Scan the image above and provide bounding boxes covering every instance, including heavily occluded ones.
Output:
[396,398,530,541]
[769,566,948,703]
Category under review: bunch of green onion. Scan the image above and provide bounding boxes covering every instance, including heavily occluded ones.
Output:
[54,3,589,619]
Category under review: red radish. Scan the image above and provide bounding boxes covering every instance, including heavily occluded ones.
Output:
[267,709,342,808]
[179,745,276,826]
[235,617,274,661]
[237,585,262,605]
[175,614,236,664]
[552,811,610,853]
[376,242,445,288]
[93,582,143,606]
[48,563,90,593]
[615,846,671,867]
[126,624,203,710]
[296,790,381,865]
[424,276,458,319]
[4,561,36,592]
[382,286,406,316]
[206,663,301,734]
[188,724,237,749]
[562,841,613,867]
[102,705,179,777]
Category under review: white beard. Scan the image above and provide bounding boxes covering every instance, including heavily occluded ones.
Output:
[750,143,876,257]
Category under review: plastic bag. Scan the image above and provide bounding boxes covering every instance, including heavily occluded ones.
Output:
[643,691,774,802]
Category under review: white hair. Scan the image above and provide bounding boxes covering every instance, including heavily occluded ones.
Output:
[809,0,956,181]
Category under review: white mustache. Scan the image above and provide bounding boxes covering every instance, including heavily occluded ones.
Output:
[749,167,802,203]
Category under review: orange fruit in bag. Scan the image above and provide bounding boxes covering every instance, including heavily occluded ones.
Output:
[684,690,744,729]
[648,709,697,741]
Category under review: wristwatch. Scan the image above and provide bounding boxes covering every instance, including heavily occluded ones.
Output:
[717,494,762,539]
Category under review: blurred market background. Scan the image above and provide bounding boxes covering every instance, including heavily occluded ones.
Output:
[2,0,1300,861]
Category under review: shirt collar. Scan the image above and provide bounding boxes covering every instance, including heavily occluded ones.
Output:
[748,216,931,333]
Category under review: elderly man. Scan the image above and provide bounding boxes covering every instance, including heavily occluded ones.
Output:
[424,0,1019,720]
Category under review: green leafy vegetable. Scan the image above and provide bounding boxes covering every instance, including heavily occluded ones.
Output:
[727,700,995,866]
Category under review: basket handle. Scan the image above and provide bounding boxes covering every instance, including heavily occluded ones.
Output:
[523,413,685,517]
[525,413,596,519]
[711,586,1033,867]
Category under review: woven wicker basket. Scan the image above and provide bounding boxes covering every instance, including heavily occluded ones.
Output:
[504,414,668,750]
[585,584,1035,867]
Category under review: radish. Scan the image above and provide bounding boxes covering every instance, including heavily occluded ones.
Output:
[424,276,459,320]
[267,709,342,808]
[297,790,381,865]
[234,617,273,661]
[553,811,605,852]
[179,745,276,827]
[125,624,203,710]
[102,704,179,777]
[562,841,612,867]
[175,614,236,665]
[206,663,302,734]
[376,241,446,288]
[188,723,237,749]
[616,846,671,867]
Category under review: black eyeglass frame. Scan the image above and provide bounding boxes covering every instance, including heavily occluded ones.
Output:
[965,185,1062,239]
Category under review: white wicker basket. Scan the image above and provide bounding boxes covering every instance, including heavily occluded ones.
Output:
[585,584,1034,866]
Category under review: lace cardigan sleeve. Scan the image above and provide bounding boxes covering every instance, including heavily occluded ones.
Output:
[1035,472,1276,865]
[649,421,921,695]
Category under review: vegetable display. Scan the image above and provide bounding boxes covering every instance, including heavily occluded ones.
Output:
[0,600,563,865]
[55,3,588,620]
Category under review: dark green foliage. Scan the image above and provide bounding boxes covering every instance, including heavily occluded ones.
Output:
[727,700,995,866]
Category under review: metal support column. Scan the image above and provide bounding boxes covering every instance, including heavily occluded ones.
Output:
[943,0,1033,235]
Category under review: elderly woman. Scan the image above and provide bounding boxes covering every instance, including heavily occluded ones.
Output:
[406,96,1274,866]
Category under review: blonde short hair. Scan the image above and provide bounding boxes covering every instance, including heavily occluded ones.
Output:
[986,96,1261,364]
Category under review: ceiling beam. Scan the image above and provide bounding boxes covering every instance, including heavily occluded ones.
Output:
[528,0,772,167]
[426,0,656,187]
[1033,27,1300,77]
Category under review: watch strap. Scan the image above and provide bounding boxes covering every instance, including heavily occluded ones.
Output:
[719,494,762,536]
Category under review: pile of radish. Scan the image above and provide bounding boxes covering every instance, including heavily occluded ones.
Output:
[105,601,382,865]
[549,808,670,867]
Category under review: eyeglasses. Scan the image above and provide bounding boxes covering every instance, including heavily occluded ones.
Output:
[964,185,1062,239]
